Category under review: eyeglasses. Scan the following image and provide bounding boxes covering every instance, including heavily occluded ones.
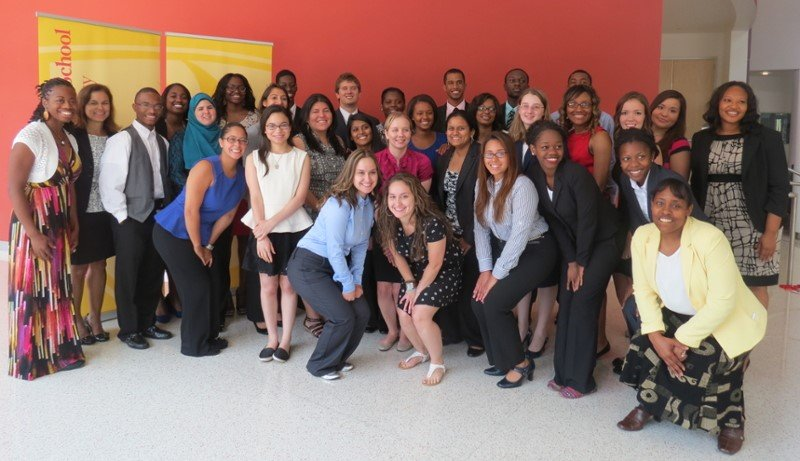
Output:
[223,136,248,144]
[477,105,496,113]
[567,101,592,109]
[265,123,291,132]
[136,102,164,111]
[226,85,246,93]
[483,150,507,159]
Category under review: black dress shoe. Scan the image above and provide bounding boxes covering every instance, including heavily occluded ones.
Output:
[121,333,149,350]
[209,337,229,350]
[483,366,505,376]
[497,360,535,389]
[365,325,378,333]
[467,346,485,358]
[142,325,173,340]
[182,347,221,358]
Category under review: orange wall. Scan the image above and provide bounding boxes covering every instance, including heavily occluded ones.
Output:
[1,0,662,231]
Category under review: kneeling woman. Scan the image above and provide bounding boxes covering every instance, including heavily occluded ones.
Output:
[377,173,462,385]
[287,150,379,380]
[153,123,247,356]
[472,131,558,388]
[618,179,766,455]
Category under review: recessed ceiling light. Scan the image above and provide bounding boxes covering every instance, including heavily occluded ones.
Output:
[761,71,771,76]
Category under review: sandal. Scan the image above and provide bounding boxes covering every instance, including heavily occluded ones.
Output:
[398,351,429,369]
[303,316,324,338]
[560,386,596,399]
[423,363,446,386]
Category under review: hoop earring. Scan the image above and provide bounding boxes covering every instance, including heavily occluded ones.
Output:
[43,110,49,121]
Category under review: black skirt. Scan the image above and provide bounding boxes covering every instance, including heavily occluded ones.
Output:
[372,242,403,283]
[72,211,115,265]
[243,229,308,276]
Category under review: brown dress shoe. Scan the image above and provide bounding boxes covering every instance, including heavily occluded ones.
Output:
[717,427,745,455]
[617,406,653,431]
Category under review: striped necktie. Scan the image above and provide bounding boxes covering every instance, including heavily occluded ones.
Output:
[506,107,516,128]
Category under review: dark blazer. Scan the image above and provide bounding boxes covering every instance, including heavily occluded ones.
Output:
[527,160,618,266]
[333,108,379,149]
[434,101,470,133]
[68,126,117,216]
[514,140,534,176]
[690,125,790,232]
[619,164,706,232]
[435,142,480,246]
[498,101,514,130]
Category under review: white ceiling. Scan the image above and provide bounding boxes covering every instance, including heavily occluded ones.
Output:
[662,0,736,33]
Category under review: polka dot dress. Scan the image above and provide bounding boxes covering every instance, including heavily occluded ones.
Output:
[394,216,462,309]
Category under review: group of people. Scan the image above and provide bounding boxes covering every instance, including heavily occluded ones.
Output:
[8,66,789,455]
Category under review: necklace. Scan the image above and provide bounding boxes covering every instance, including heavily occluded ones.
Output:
[46,124,67,146]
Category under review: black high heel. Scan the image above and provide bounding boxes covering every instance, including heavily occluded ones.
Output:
[497,359,535,388]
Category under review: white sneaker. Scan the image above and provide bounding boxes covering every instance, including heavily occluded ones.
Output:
[341,362,354,372]
[320,371,341,380]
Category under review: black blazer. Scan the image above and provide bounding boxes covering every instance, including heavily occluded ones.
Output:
[435,142,480,246]
[68,126,117,216]
[527,160,618,266]
[690,125,790,232]
[434,102,470,133]
[514,140,535,176]
[619,164,706,232]
[333,109,379,149]
[498,101,514,130]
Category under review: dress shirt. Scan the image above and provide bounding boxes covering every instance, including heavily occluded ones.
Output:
[289,104,297,119]
[99,120,167,223]
[655,249,696,316]
[474,175,549,279]
[630,172,650,222]
[504,101,517,126]
[296,195,374,293]
[339,107,358,126]
[446,100,466,119]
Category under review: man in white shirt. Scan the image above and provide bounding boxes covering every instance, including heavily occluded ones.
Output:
[434,68,468,132]
[332,72,379,143]
[99,87,174,350]
[499,68,530,130]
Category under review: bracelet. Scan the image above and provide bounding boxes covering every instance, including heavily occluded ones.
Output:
[404,281,416,292]
[205,243,214,251]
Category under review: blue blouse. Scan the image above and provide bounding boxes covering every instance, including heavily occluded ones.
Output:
[296,195,374,293]
[410,132,448,170]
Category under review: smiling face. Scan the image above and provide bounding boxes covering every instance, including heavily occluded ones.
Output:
[446,115,472,149]
[264,88,288,109]
[354,157,379,197]
[132,91,162,129]
[387,180,415,221]
[385,116,412,150]
[264,111,292,145]
[194,99,217,127]
[350,120,373,148]
[518,93,546,127]
[475,99,497,127]
[619,99,646,130]
[336,80,360,108]
[483,139,509,181]
[84,90,111,124]
[276,74,297,106]
[530,129,564,175]
[651,187,692,236]
[718,85,747,129]
[618,141,653,185]
[411,101,434,132]
[308,101,333,133]
[43,85,77,124]
[651,97,681,131]
[165,85,189,115]
[444,71,465,103]
[225,76,246,105]
[381,90,405,117]
[219,125,247,160]
[566,92,593,128]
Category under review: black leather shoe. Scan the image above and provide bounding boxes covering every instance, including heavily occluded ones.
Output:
[142,325,173,340]
[483,366,505,376]
[467,346,485,358]
[497,360,535,388]
[209,337,229,350]
[121,333,149,350]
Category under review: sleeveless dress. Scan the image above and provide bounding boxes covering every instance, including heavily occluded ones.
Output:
[8,139,85,380]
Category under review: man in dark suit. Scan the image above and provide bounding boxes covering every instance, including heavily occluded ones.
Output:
[276,69,303,128]
[498,68,530,130]
[332,72,380,144]
[433,68,468,132]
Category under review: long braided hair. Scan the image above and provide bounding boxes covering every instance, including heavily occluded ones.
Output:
[29,78,75,122]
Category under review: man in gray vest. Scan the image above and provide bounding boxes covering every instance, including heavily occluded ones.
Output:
[100,87,174,349]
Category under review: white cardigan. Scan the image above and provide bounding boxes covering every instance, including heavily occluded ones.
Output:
[12,121,78,183]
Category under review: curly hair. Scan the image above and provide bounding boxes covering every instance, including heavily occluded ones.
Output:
[324,149,381,208]
[702,81,760,134]
[29,78,75,123]
[558,84,600,133]
[376,173,452,262]
[212,73,256,118]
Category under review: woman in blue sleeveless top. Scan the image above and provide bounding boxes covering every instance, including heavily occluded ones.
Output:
[153,123,247,357]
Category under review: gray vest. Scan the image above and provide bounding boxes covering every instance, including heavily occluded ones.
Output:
[123,125,171,222]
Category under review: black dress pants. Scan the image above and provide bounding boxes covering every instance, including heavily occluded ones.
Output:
[439,246,483,348]
[153,224,222,356]
[471,233,558,372]
[553,237,620,393]
[287,248,369,377]
[111,214,164,337]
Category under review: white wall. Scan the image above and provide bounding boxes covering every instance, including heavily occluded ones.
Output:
[661,32,730,85]
[750,0,800,71]
[749,71,795,113]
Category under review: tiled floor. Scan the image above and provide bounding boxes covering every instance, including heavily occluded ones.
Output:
[2,241,799,460]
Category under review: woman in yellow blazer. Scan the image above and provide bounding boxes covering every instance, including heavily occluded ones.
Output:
[617,178,767,456]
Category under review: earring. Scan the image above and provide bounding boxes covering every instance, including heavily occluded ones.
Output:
[43,110,49,121]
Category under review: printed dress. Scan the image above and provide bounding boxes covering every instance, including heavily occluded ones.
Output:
[8,143,85,380]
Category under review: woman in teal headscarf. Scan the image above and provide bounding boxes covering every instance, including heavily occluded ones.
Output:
[168,93,221,193]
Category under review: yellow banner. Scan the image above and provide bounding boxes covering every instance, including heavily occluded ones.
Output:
[37,14,161,123]
[166,33,273,96]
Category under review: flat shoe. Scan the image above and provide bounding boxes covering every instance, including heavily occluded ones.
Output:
[259,347,275,362]
[718,427,745,455]
[399,351,429,369]
[273,347,290,362]
[560,386,596,399]
[423,363,446,386]
[320,371,341,380]
[378,336,398,352]
[547,379,563,392]
[467,346,485,357]
[617,406,653,431]
[483,366,505,376]
[396,342,413,353]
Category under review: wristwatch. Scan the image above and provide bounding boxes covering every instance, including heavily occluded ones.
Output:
[205,243,215,251]
[404,280,416,292]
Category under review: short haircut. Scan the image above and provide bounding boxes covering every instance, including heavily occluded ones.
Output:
[135,87,160,100]
[443,68,466,83]
[335,72,361,92]
[568,69,593,85]
[651,177,693,204]
[614,128,658,158]
[275,69,296,82]
[504,68,529,82]
[381,87,405,102]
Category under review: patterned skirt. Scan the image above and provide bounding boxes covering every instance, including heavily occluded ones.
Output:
[619,309,749,434]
